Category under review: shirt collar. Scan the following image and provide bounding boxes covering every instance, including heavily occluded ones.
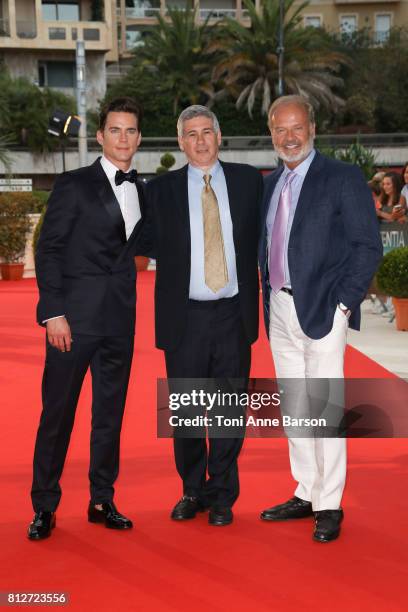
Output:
[283,148,316,179]
[100,155,132,179]
[188,160,221,183]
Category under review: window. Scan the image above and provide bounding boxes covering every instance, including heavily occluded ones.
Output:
[42,1,80,21]
[340,15,357,35]
[304,16,322,29]
[38,61,76,88]
[375,14,392,44]
[126,26,151,49]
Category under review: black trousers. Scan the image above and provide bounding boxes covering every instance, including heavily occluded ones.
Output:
[31,334,134,512]
[165,295,251,508]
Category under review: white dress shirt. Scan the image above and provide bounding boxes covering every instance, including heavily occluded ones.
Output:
[100,155,141,240]
[187,161,238,300]
[266,149,316,288]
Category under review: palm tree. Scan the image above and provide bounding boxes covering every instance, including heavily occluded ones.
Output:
[211,0,349,117]
[137,8,216,114]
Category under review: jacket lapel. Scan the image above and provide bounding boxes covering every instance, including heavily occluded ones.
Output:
[219,160,241,239]
[171,165,191,253]
[262,166,284,229]
[290,151,325,236]
[90,157,127,243]
[122,180,146,259]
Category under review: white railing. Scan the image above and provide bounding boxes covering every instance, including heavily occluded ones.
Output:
[126,7,161,18]
[199,8,237,19]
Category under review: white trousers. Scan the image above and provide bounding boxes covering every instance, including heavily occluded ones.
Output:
[269,290,348,510]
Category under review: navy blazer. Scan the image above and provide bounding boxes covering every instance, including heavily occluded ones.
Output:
[258,150,383,340]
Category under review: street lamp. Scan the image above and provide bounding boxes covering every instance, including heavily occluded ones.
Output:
[277,0,284,96]
[76,41,88,168]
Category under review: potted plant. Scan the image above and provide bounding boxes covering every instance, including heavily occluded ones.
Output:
[377,247,408,331]
[0,193,33,280]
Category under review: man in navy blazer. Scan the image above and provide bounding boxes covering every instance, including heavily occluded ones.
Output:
[258,95,382,542]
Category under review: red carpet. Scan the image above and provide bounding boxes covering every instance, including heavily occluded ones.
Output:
[0,274,406,611]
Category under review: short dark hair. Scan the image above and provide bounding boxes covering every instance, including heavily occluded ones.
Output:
[99,97,143,131]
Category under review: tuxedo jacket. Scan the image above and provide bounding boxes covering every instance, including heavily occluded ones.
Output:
[259,151,383,340]
[138,161,263,351]
[36,157,146,336]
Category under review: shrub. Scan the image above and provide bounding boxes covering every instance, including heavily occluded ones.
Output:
[376,247,408,298]
[0,193,32,262]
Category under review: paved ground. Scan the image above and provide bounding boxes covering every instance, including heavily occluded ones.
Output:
[348,299,408,378]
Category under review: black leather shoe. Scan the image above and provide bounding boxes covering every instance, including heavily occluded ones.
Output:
[88,501,133,530]
[313,509,344,542]
[260,496,313,521]
[209,506,233,526]
[28,512,56,540]
[171,496,207,520]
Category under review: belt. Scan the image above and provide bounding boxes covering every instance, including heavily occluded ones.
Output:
[280,287,293,296]
[188,294,239,309]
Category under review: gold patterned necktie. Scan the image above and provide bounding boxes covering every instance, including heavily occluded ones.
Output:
[202,173,229,293]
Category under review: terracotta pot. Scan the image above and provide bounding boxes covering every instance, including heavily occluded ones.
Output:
[135,256,149,272]
[392,297,408,331]
[0,263,25,281]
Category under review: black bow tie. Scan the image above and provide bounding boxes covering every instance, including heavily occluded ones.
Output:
[115,169,138,186]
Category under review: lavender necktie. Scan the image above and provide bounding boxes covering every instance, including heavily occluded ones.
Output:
[269,171,296,293]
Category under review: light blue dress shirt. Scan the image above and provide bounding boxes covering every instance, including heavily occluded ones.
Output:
[188,161,238,300]
[266,149,316,289]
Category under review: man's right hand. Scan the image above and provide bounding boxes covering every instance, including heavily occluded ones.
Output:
[46,317,72,352]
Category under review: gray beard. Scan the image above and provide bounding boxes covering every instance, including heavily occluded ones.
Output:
[275,138,314,164]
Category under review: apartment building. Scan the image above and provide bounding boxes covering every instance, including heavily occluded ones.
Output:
[117,0,408,61]
[301,0,408,43]
[1,0,407,101]
[0,0,118,107]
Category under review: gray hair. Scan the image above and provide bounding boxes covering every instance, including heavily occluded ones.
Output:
[177,105,220,137]
[268,95,315,127]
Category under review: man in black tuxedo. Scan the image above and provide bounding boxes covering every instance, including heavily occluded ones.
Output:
[28,97,146,540]
[140,105,263,526]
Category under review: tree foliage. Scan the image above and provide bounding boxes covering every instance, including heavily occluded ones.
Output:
[210,0,348,117]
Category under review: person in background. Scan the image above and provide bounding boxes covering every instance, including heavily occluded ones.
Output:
[376,172,405,223]
[397,163,408,224]
[401,162,408,201]
[368,171,385,211]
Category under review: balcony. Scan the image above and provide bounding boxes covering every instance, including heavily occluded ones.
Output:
[199,8,237,19]
[16,19,37,38]
[125,7,161,18]
[1,19,111,49]
[0,0,113,50]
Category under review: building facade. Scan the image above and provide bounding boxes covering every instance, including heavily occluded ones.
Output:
[0,0,117,107]
[1,0,408,102]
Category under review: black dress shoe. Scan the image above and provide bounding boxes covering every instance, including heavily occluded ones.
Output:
[171,496,207,520]
[88,501,133,530]
[209,506,233,526]
[260,496,313,521]
[28,512,56,540]
[313,509,344,542]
